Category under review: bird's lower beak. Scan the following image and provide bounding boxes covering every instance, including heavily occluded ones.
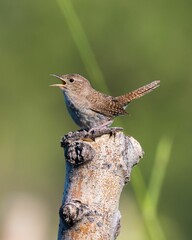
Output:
[49,83,65,88]
[49,74,66,88]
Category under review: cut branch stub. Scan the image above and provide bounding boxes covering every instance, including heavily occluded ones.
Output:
[123,136,144,183]
[60,200,91,226]
[64,141,96,165]
[58,128,144,240]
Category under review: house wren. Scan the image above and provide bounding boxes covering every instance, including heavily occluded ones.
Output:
[50,74,160,129]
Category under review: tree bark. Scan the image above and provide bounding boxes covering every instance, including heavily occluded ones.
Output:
[57,128,144,240]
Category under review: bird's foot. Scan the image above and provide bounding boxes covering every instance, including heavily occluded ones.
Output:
[87,120,113,134]
[86,126,123,140]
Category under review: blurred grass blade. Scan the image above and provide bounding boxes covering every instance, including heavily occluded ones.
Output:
[132,168,166,240]
[56,0,109,92]
[144,137,173,210]
[141,137,172,240]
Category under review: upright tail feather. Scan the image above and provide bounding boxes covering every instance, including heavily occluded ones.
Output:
[116,80,160,106]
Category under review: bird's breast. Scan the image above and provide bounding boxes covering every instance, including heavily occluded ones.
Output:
[63,93,111,129]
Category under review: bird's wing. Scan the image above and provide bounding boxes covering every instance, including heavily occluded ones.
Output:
[86,92,127,117]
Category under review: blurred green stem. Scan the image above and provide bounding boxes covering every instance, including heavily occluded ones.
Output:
[145,137,172,209]
[56,0,168,239]
[143,137,172,239]
[57,0,109,92]
[133,137,172,240]
[132,169,166,240]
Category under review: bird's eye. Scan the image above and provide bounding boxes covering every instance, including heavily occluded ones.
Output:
[69,78,74,83]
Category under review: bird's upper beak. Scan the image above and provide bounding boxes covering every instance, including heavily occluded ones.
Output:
[49,74,66,88]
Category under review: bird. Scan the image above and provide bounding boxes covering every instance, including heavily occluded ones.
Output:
[50,74,160,130]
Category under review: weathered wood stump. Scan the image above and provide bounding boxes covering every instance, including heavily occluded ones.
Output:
[58,128,143,240]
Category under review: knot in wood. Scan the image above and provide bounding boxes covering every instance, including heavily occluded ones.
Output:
[64,141,96,165]
[60,200,90,226]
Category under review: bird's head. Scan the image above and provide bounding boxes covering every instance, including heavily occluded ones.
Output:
[50,74,91,94]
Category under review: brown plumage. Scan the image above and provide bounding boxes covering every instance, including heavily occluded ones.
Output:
[50,74,160,129]
[116,80,160,106]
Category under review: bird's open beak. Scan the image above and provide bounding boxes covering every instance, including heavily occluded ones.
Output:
[49,74,66,88]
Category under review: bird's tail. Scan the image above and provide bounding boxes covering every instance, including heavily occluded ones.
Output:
[116,80,160,106]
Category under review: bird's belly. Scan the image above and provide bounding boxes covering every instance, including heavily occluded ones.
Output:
[64,94,111,129]
[68,105,109,129]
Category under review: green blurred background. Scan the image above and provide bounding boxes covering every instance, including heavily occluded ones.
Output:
[0,0,191,239]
